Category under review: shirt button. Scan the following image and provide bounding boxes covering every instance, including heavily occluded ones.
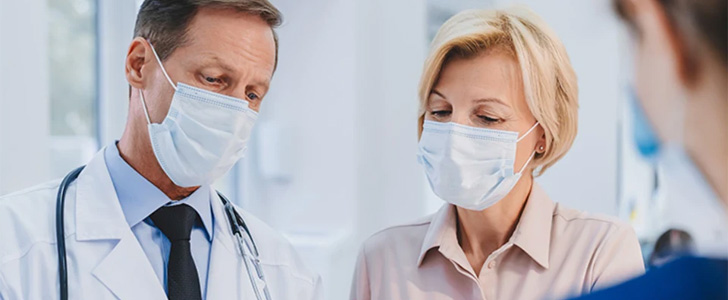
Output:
[488,261,497,269]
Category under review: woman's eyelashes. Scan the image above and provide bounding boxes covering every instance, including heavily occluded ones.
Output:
[430,110,452,118]
[427,109,502,125]
[477,114,501,124]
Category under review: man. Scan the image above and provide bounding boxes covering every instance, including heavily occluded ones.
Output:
[0,1,322,299]
[574,0,727,299]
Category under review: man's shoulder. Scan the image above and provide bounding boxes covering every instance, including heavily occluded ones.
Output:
[0,179,64,264]
[0,179,61,204]
[0,179,64,223]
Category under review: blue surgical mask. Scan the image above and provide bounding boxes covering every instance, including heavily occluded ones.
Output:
[630,88,662,160]
[417,120,539,211]
[139,40,258,187]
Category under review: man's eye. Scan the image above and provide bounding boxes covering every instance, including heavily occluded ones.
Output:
[205,76,222,84]
[247,92,260,100]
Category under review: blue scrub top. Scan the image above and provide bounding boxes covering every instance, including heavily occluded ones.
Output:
[571,256,727,300]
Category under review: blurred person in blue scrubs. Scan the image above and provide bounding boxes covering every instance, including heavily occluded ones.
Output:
[573,0,727,299]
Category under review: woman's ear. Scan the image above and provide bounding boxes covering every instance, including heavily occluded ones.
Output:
[536,128,547,155]
[125,37,150,90]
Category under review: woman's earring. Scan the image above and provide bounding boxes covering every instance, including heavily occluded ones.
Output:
[539,145,545,152]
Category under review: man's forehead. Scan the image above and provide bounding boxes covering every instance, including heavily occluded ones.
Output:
[183,7,277,72]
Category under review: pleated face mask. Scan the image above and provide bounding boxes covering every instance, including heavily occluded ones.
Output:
[139,40,258,187]
[417,120,539,211]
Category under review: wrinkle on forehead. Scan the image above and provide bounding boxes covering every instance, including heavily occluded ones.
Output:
[182,7,276,79]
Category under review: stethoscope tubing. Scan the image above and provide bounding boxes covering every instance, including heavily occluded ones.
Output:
[55,166,269,300]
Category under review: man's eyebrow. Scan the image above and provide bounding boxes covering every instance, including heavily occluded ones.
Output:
[199,55,237,74]
[196,54,273,93]
[251,77,270,94]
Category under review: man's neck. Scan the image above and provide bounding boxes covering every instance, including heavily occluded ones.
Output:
[117,124,199,200]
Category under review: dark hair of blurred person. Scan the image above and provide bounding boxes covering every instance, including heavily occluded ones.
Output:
[648,229,695,268]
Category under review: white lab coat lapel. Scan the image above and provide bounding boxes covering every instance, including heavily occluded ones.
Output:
[91,230,167,299]
[74,149,167,300]
[205,190,258,299]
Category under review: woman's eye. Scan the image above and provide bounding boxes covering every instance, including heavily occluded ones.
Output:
[478,115,500,123]
[431,110,451,117]
[247,92,260,101]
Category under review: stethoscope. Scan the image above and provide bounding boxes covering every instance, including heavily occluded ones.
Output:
[56,166,272,300]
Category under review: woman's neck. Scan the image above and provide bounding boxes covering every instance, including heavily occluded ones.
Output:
[456,174,533,276]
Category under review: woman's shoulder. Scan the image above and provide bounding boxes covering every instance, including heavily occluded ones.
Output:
[530,183,638,247]
[551,203,635,238]
[548,203,645,290]
[359,212,438,257]
[550,203,643,273]
[364,216,433,248]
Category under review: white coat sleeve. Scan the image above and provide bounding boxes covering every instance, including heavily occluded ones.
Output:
[311,274,324,300]
[0,270,7,300]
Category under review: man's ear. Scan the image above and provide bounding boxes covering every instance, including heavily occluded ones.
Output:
[125,37,151,90]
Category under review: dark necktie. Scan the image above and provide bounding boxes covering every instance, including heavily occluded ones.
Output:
[150,204,203,300]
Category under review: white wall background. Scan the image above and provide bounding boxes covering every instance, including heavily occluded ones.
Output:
[0,0,50,194]
[0,0,645,299]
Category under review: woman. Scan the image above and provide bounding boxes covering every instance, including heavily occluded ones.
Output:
[350,7,644,300]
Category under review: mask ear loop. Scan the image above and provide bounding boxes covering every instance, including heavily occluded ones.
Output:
[517,121,540,142]
[146,39,177,91]
[515,121,541,175]
[138,39,178,125]
[517,151,537,175]
[139,90,152,125]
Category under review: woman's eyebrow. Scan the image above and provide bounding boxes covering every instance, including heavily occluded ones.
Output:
[473,97,510,108]
[431,89,447,99]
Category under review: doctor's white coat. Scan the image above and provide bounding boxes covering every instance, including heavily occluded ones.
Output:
[0,149,322,300]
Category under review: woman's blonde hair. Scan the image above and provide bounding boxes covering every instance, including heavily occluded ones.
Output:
[418,6,579,175]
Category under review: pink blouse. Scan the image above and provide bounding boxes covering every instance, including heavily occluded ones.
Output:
[350,183,644,300]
